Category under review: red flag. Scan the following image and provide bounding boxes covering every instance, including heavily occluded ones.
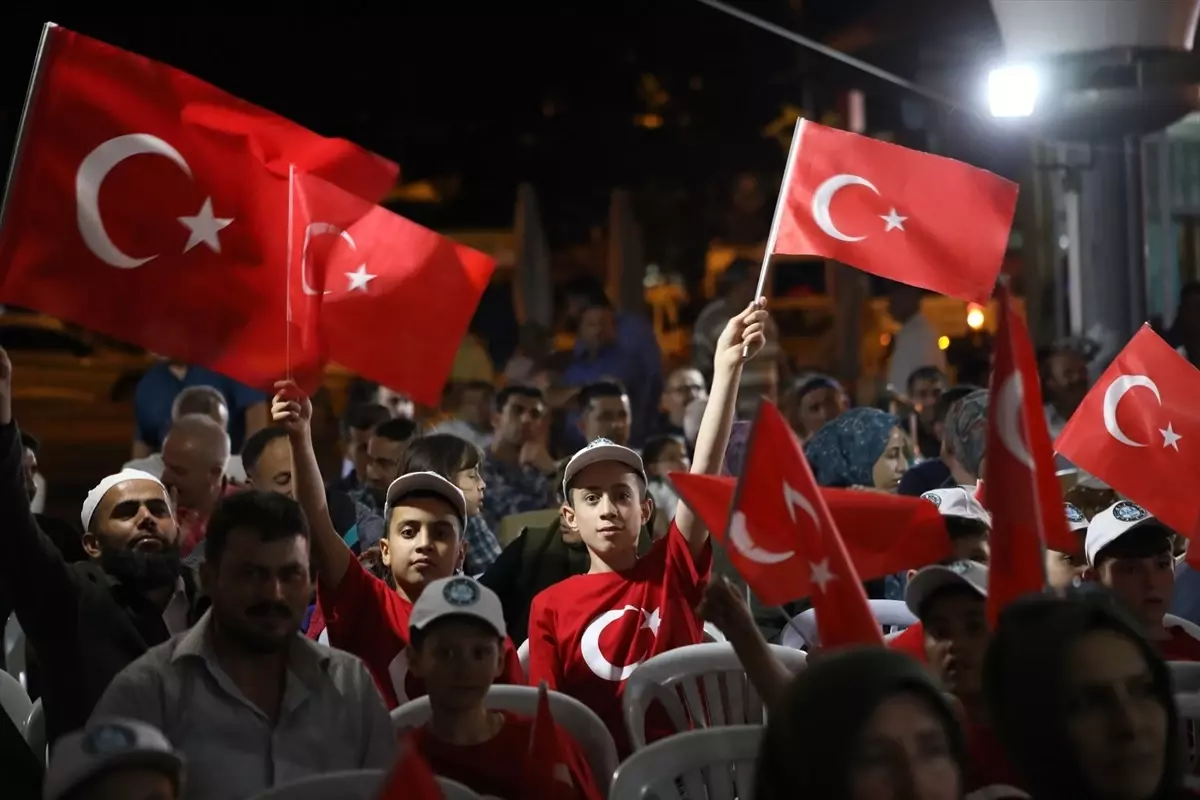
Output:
[729,401,884,647]
[0,24,397,389]
[772,120,1017,304]
[671,473,951,595]
[1056,325,1200,539]
[378,733,444,799]
[983,285,1066,623]
[292,172,495,406]
[523,682,579,800]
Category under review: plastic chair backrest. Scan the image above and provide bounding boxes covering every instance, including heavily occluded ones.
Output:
[702,622,727,643]
[0,670,30,734]
[390,684,618,793]
[24,699,45,765]
[622,642,806,751]
[609,725,761,800]
[517,639,530,679]
[4,614,25,689]
[1171,661,1200,693]
[781,599,917,649]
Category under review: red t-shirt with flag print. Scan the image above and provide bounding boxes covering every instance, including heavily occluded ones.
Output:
[411,710,600,800]
[526,521,712,757]
[315,557,524,707]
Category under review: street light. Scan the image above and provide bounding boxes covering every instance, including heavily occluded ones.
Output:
[987,65,1040,118]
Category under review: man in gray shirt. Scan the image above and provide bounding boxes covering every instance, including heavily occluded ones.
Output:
[91,490,394,800]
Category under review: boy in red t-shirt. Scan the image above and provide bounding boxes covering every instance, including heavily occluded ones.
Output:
[1084,500,1200,661]
[527,302,769,755]
[272,385,523,707]
[408,575,600,800]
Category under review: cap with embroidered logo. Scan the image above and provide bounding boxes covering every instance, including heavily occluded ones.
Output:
[920,487,991,527]
[1085,500,1172,566]
[409,575,506,639]
[1064,502,1089,534]
[561,437,646,498]
[384,471,467,528]
[904,560,989,618]
[45,718,183,800]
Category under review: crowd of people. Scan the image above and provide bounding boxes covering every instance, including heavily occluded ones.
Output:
[2,281,1199,800]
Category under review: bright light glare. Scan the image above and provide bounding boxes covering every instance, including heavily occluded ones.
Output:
[937,335,950,351]
[988,65,1039,118]
[966,304,986,331]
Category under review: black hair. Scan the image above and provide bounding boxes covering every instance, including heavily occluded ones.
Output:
[933,385,981,424]
[402,434,482,478]
[19,431,39,454]
[172,385,227,421]
[906,365,946,394]
[409,614,502,652]
[1093,522,1174,567]
[563,277,608,306]
[339,402,390,438]
[240,426,288,473]
[373,417,419,443]
[944,516,990,542]
[643,434,685,466]
[578,381,628,412]
[205,490,309,565]
[494,385,545,413]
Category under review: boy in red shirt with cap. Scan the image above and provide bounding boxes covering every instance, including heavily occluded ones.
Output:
[526,302,768,755]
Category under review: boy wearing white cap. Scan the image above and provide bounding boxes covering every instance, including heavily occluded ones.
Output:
[0,347,195,743]
[526,303,768,755]
[1045,502,1090,593]
[407,576,600,800]
[45,717,183,800]
[1084,500,1200,660]
[271,384,523,709]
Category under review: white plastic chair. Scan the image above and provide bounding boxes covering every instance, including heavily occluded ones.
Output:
[246,770,481,800]
[517,639,530,678]
[1170,661,1200,693]
[390,684,618,793]
[24,699,45,765]
[702,622,727,643]
[0,670,30,734]
[608,725,762,800]
[5,614,26,689]
[622,642,806,751]
[781,599,917,649]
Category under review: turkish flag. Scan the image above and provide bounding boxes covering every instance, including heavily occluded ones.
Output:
[1056,325,1200,538]
[292,172,495,407]
[722,401,883,647]
[377,733,444,799]
[772,120,1018,304]
[983,285,1065,624]
[0,24,397,389]
[671,473,951,596]
[522,682,580,800]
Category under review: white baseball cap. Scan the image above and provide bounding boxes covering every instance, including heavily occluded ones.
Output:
[1085,500,1172,566]
[1064,502,1089,534]
[384,471,467,527]
[905,560,989,617]
[920,487,992,526]
[409,575,506,639]
[81,469,169,531]
[45,718,183,800]
[561,437,646,498]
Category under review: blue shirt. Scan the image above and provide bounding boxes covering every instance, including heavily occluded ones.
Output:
[1171,562,1200,626]
[561,340,654,451]
[134,362,266,451]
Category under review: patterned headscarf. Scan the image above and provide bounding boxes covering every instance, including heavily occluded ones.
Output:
[803,407,901,488]
[943,389,989,479]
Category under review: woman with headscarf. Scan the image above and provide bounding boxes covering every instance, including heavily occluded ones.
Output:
[755,647,967,800]
[804,407,911,492]
[783,372,849,442]
[984,592,1194,799]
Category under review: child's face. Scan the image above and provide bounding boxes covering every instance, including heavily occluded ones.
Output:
[410,618,504,711]
[454,466,485,516]
[561,461,650,558]
[380,498,464,598]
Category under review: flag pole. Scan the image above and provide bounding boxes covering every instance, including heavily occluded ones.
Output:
[744,117,804,357]
[0,22,56,244]
[285,163,295,382]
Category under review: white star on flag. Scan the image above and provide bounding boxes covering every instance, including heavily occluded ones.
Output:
[178,197,233,253]
[345,264,376,292]
[809,559,836,593]
[880,208,907,232]
[1161,422,1182,451]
